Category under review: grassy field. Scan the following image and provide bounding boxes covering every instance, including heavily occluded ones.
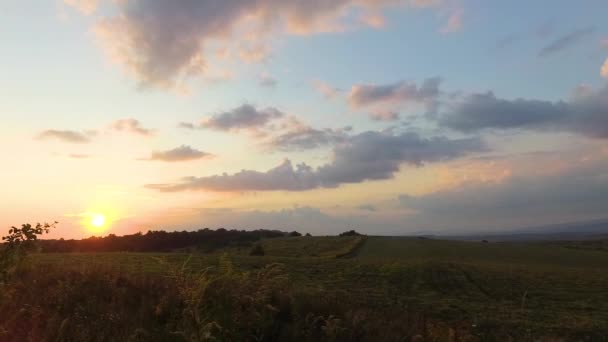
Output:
[9,236,608,340]
[359,236,608,268]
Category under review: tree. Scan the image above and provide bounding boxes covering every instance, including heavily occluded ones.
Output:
[288,231,302,237]
[339,230,362,237]
[1,222,55,284]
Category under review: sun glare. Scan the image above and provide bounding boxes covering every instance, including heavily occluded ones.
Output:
[91,214,106,228]
[85,213,109,233]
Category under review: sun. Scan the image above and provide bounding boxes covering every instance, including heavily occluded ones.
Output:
[90,214,106,229]
[78,204,118,234]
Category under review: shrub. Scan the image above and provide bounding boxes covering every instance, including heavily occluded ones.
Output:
[338,230,362,237]
[249,244,265,256]
[1,222,54,285]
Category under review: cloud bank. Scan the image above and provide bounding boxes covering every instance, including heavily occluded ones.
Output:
[439,85,608,139]
[400,156,608,231]
[147,131,486,192]
[82,0,441,87]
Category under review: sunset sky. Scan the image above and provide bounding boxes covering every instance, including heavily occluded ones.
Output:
[2,0,608,238]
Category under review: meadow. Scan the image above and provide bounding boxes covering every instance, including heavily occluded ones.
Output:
[2,233,608,341]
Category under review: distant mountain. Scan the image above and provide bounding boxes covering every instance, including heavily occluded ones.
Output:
[443,218,608,242]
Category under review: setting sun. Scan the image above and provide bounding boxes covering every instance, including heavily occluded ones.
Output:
[91,214,106,228]
[83,212,111,234]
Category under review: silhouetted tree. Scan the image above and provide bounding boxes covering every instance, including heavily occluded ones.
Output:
[339,230,362,237]
[288,231,302,237]
[38,228,285,253]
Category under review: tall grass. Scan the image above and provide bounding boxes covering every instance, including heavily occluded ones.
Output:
[0,253,488,342]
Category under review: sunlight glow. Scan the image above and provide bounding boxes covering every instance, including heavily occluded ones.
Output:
[91,214,106,228]
[84,212,111,234]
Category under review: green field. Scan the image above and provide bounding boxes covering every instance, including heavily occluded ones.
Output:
[7,236,608,340]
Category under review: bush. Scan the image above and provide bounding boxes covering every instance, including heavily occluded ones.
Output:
[339,230,362,237]
[249,244,265,256]
[1,222,54,285]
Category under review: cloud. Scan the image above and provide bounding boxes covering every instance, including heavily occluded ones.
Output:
[86,0,440,87]
[358,204,377,212]
[264,118,350,151]
[538,26,595,57]
[37,130,92,144]
[258,74,278,88]
[69,154,91,159]
[146,145,213,162]
[573,84,594,98]
[440,92,569,131]
[147,159,318,192]
[239,45,271,63]
[201,104,284,131]
[145,149,608,235]
[64,0,98,15]
[146,131,486,192]
[235,207,346,234]
[602,58,608,78]
[313,80,342,99]
[348,78,441,112]
[170,206,360,236]
[181,104,350,152]
[440,9,463,34]
[178,122,197,130]
[360,13,387,29]
[438,85,608,139]
[111,119,155,136]
[493,21,557,52]
[369,110,400,121]
[399,156,608,232]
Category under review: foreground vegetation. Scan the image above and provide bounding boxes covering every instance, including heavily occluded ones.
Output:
[2,226,608,341]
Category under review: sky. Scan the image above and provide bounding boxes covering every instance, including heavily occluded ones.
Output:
[1,0,608,238]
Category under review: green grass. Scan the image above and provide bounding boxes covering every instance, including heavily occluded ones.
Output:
[17,236,608,340]
[222,235,365,258]
[358,236,608,269]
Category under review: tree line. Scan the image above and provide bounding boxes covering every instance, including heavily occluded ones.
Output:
[38,228,295,253]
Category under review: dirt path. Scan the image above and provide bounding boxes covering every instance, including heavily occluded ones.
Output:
[336,236,368,258]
